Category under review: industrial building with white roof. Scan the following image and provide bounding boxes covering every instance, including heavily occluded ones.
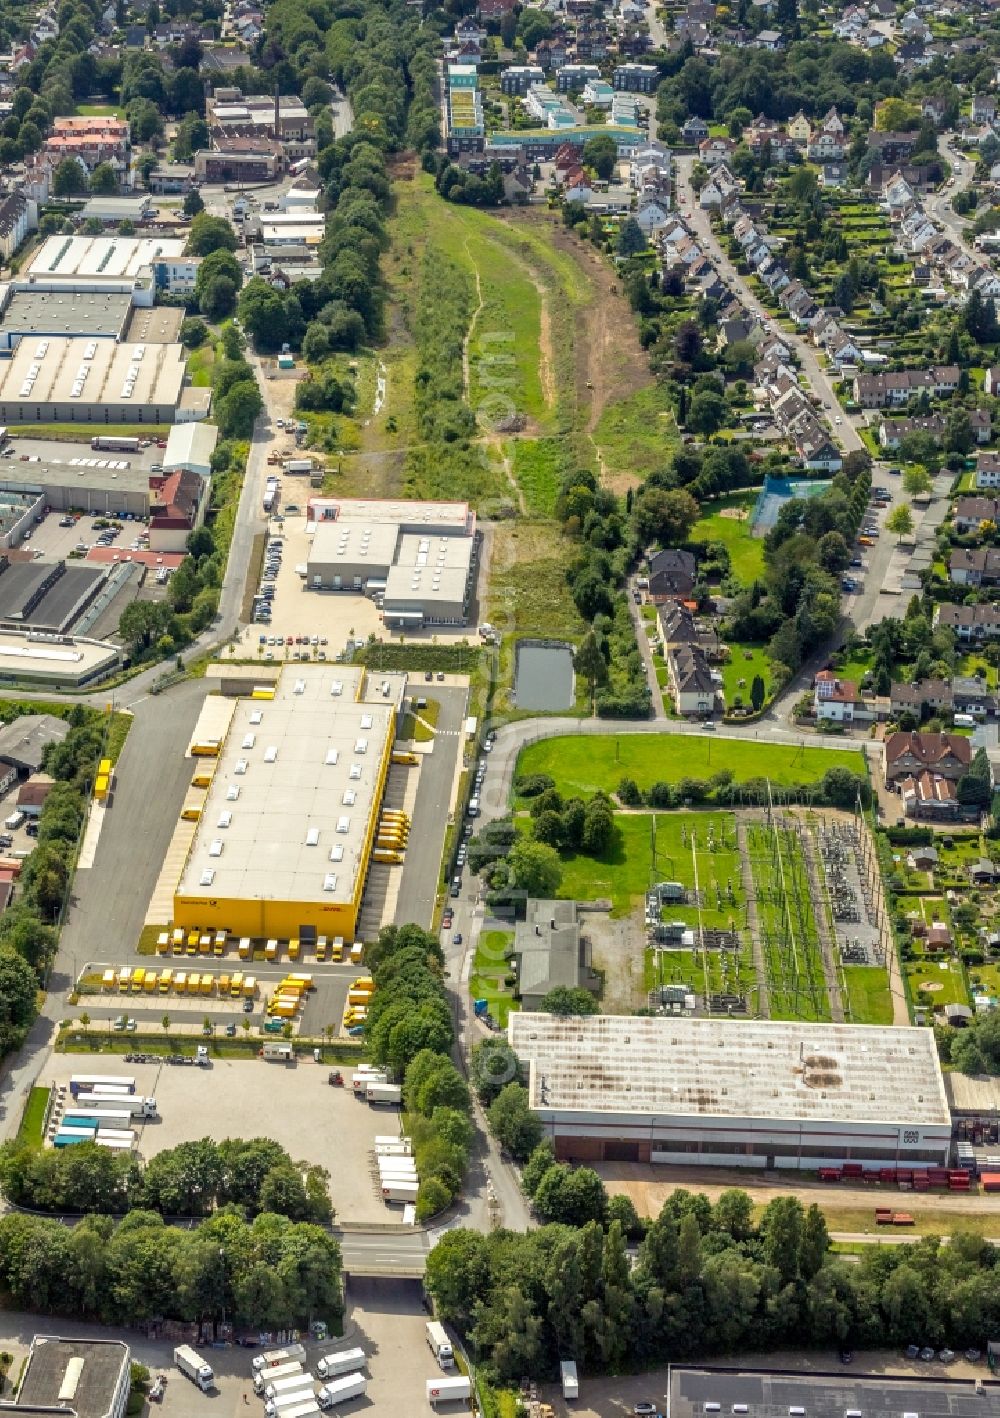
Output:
[507,1013,951,1169]
[173,664,403,940]
[305,496,478,628]
[0,336,204,425]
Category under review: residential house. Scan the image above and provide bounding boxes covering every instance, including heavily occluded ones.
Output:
[807,129,845,162]
[852,365,960,408]
[667,642,718,716]
[953,677,996,717]
[950,547,1000,587]
[555,63,601,91]
[955,496,1000,533]
[970,408,992,445]
[821,162,850,187]
[907,845,939,870]
[787,111,811,145]
[501,65,545,96]
[868,130,918,164]
[756,28,782,47]
[890,678,953,717]
[681,116,709,144]
[814,671,864,723]
[698,136,736,168]
[647,548,697,602]
[0,190,36,261]
[883,730,972,784]
[972,94,998,124]
[148,469,207,553]
[934,601,1000,643]
[613,63,658,92]
[878,415,945,449]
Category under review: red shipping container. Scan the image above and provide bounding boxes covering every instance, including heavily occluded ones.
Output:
[880,1168,897,1183]
[819,1168,841,1182]
[913,1176,930,1190]
[897,1169,913,1183]
[981,1172,1000,1192]
[843,1163,864,1177]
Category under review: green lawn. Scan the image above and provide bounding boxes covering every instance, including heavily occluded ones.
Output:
[469,929,518,1025]
[75,103,124,118]
[905,954,969,1009]
[721,645,772,712]
[515,735,866,799]
[842,964,893,1025]
[9,423,170,441]
[186,343,215,388]
[958,654,998,689]
[691,493,765,584]
[16,1087,50,1147]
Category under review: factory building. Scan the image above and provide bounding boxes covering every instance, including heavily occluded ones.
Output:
[18,235,198,307]
[507,1013,952,1169]
[0,336,206,426]
[0,461,153,519]
[173,664,402,940]
[4,1334,131,1418]
[0,629,119,689]
[670,1369,1000,1418]
[306,497,478,628]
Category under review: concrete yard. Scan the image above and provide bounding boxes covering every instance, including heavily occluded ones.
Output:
[44,1053,408,1225]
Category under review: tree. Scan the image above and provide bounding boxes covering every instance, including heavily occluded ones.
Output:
[633,487,700,546]
[487,1083,543,1161]
[903,466,932,496]
[186,212,238,257]
[215,380,263,440]
[750,674,766,712]
[238,278,290,352]
[886,503,915,541]
[52,157,88,196]
[180,317,208,349]
[199,274,238,321]
[538,987,600,1016]
[506,839,562,898]
[582,793,615,854]
[617,217,645,257]
[533,1163,607,1226]
[957,746,993,807]
[89,163,119,195]
[182,188,205,219]
[0,946,37,1052]
[687,390,727,438]
[582,133,617,181]
[817,530,850,573]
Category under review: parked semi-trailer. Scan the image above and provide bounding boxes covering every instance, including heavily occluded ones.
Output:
[70,1075,135,1097]
[382,1180,419,1203]
[53,1127,97,1146]
[95,1136,134,1151]
[367,1082,402,1106]
[174,1345,213,1392]
[73,1094,157,1117]
[264,1386,317,1416]
[315,1348,365,1382]
[270,1402,320,1418]
[63,1111,136,1130]
[425,1322,454,1369]
[426,1376,472,1407]
[252,1345,307,1374]
[253,1363,303,1396]
[560,1360,579,1400]
[264,1373,316,1402]
[375,1140,412,1157]
[316,1373,366,1410]
[91,435,140,452]
[352,1070,385,1092]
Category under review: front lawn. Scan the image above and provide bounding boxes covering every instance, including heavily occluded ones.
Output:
[15,1087,49,1148]
[721,645,772,712]
[515,735,865,799]
[469,928,518,1025]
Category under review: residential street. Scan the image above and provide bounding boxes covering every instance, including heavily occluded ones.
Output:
[675,155,865,454]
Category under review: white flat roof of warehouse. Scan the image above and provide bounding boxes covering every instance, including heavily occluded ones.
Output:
[310,518,399,570]
[176,666,396,908]
[670,1369,1000,1418]
[309,496,473,534]
[0,630,117,677]
[27,235,185,280]
[384,561,469,607]
[507,1013,950,1127]
[0,336,185,410]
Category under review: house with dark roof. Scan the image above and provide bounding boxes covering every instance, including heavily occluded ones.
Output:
[935,601,1000,642]
[898,771,962,820]
[883,730,972,785]
[890,678,953,717]
[951,546,1000,587]
[666,642,718,716]
[513,899,599,1010]
[647,548,696,603]
[0,189,36,261]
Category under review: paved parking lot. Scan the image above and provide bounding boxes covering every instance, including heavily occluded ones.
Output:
[44,1053,407,1224]
[3,434,166,470]
[347,1277,434,1416]
[26,509,152,561]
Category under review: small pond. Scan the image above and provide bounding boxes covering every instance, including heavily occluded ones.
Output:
[513,641,575,711]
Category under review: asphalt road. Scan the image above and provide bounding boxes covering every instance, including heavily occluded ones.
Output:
[393,685,468,928]
[336,1227,430,1277]
[927,139,977,256]
[675,156,864,455]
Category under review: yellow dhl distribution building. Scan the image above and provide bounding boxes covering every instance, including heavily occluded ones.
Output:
[173,665,400,940]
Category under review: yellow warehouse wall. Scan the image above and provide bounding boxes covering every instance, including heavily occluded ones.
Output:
[174,895,359,939]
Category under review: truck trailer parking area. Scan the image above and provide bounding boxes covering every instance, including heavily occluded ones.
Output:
[43,1055,408,1224]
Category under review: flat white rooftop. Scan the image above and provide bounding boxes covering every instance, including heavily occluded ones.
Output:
[310,519,399,571]
[508,1013,950,1127]
[309,496,474,536]
[0,336,185,410]
[27,235,187,282]
[176,666,396,908]
[0,630,118,681]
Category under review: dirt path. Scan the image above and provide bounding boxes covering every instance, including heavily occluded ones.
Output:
[598,1161,1000,1225]
[462,236,485,401]
[534,275,556,412]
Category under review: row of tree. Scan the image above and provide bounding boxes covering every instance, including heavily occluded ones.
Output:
[0,1208,341,1331]
[0,1133,332,1221]
[426,1184,1000,1383]
[364,925,471,1218]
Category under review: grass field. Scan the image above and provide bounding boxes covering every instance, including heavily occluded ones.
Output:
[511,438,565,516]
[842,964,894,1025]
[691,493,765,584]
[186,343,215,388]
[15,1087,49,1148]
[592,384,679,483]
[515,735,865,799]
[469,929,517,1025]
[720,645,773,711]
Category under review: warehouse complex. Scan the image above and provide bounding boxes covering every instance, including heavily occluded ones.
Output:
[306,496,479,628]
[507,1013,951,1169]
[173,665,402,940]
[20,235,198,303]
[0,337,205,426]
